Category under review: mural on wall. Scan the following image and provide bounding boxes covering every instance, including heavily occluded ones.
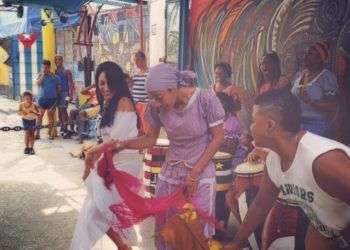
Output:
[190,0,350,91]
[56,28,85,94]
[94,6,149,75]
[166,1,180,65]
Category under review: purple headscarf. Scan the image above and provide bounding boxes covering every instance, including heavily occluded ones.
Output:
[179,70,197,86]
[146,63,197,92]
[146,63,181,92]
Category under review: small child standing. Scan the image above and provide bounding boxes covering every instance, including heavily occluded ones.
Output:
[216,92,243,154]
[216,92,253,168]
[18,91,40,154]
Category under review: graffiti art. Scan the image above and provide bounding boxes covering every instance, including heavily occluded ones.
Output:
[190,0,350,91]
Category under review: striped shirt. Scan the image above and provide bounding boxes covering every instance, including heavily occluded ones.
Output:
[132,73,148,103]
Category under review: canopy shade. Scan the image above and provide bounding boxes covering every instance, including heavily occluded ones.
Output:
[2,0,87,14]
[2,0,141,14]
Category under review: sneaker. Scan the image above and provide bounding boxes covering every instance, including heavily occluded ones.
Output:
[63,132,71,139]
[29,148,35,155]
[68,130,77,136]
[24,148,30,154]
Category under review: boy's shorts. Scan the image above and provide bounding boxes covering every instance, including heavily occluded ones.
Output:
[38,98,56,110]
[22,118,36,131]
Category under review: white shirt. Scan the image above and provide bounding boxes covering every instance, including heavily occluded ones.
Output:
[266,132,350,238]
[132,72,148,103]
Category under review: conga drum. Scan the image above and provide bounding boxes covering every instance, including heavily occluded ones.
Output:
[232,162,265,249]
[214,151,234,239]
[143,138,169,197]
[262,199,309,250]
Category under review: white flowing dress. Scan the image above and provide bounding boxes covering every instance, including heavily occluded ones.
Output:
[71,112,143,250]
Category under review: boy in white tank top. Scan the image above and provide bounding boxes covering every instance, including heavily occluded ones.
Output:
[224,89,350,250]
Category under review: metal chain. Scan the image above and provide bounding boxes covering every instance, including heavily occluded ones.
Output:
[0,121,94,132]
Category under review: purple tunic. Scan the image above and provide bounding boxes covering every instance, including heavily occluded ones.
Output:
[145,88,225,248]
[223,114,243,139]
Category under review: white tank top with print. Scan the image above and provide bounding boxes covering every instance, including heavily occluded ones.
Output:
[266,132,350,238]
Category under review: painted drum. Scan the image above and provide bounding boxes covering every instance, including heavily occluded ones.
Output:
[143,138,169,197]
[213,151,234,240]
[232,162,265,249]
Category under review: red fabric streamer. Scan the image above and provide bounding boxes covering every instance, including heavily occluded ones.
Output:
[96,145,224,231]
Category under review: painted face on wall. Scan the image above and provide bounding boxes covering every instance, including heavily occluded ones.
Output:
[98,71,115,102]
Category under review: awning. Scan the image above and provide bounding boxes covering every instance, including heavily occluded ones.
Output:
[0,0,143,38]
[2,0,88,14]
[0,6,80,38]
[2,0,142,14]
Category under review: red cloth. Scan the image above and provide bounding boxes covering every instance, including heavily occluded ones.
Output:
[96,145,224,231]
[135,103,150,135]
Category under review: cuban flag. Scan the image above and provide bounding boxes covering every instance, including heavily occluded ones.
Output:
[11,33,43,99]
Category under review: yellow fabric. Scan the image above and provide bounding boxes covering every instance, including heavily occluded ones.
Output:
[18,102,39,120]
[85,105,100,119]
[0,46,9,64]
[208,239,222,250]
[161,203,222,250]
[78,93,91,106]
[215,183,232,192]
[0,63,9,85]
[179,203,198,222]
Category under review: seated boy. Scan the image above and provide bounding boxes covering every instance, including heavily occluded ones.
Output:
[64,84,100,142]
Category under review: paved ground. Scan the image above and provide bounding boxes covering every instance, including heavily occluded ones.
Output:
[0,96,155,250]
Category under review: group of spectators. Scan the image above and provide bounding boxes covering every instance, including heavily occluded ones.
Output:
[212,42,350,151]
[18,51,149,154]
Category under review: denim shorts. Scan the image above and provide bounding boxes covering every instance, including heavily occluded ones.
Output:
[22,118,36,131]
[38,98,56,110]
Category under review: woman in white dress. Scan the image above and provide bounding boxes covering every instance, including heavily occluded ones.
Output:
[71,61,143,250]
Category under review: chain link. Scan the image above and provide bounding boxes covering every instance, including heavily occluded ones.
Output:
[0,122,94,132]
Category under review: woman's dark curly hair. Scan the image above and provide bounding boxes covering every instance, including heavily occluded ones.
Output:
[95,61,139,128]
[216,92,241,116]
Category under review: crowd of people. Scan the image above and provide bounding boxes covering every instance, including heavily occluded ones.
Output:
[17,43,350,250]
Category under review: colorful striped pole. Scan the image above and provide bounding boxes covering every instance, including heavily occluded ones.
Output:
[41,9,56,70]
[41,9,58,137]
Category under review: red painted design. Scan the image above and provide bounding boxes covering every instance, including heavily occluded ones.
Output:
[18,33,38,48]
